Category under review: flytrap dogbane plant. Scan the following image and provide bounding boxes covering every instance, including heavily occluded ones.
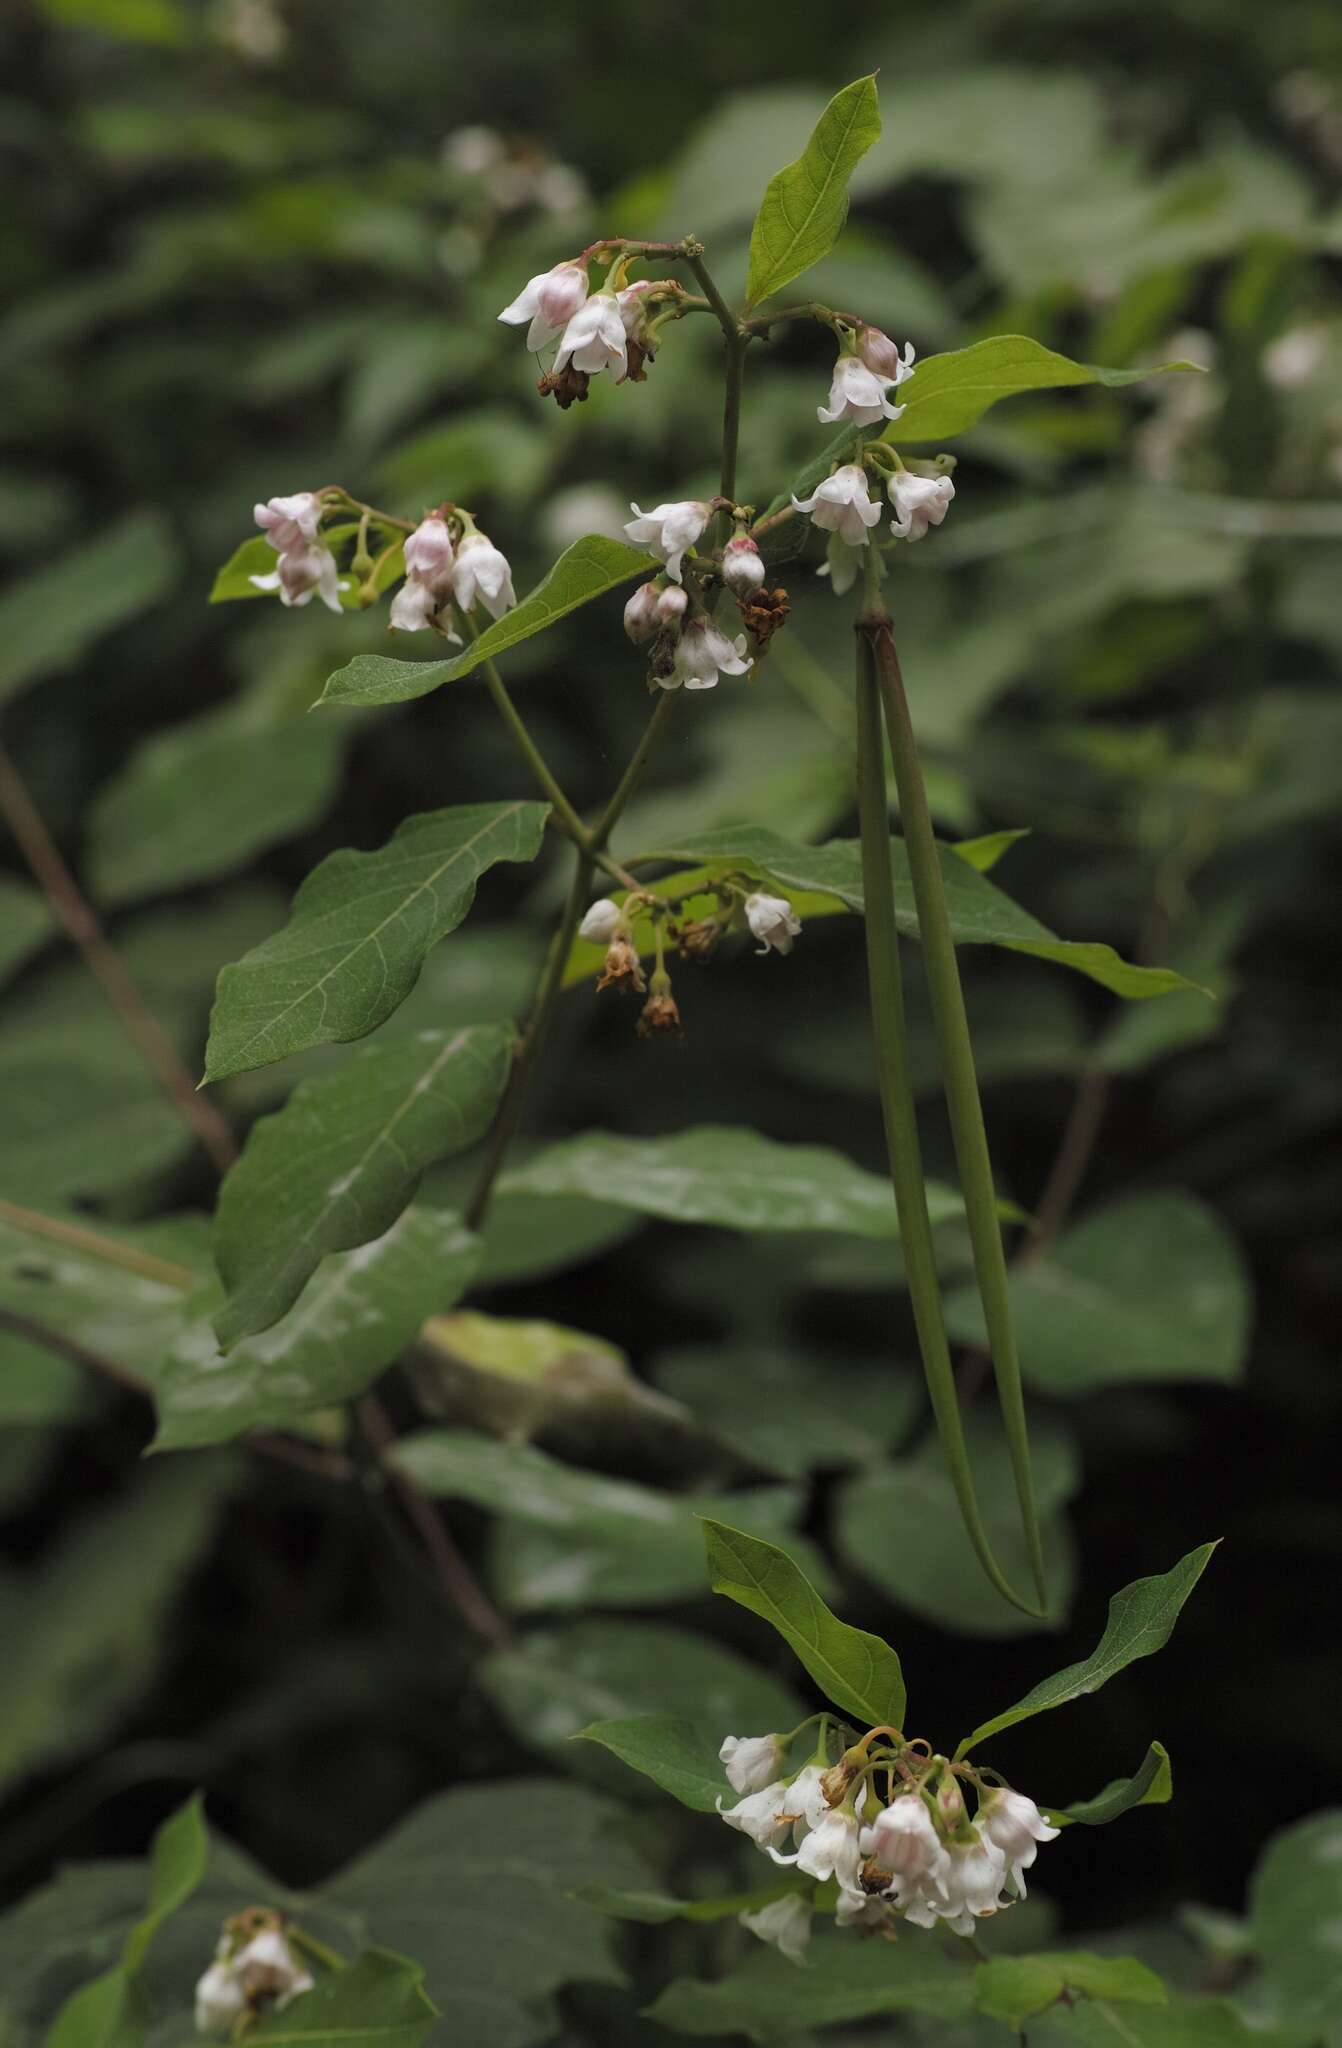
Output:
[208,73,1202,1611]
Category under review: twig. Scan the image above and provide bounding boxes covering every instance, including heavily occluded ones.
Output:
[0,739,238,1176]
[357,1395,510,1647]
[1020,1066,1111,1267]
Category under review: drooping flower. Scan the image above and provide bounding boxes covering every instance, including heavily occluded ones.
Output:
[194,1959,246,2037]
[452,532,516,619]
[390,514,457,633]
[978,1788,1061,1897]
[861,1793,949,1903]
[249,542,345,613]
[938,1834,1007,1936]
[656,583,688,622]
[194,1925,312,2038]
[717,1778,792,1849]
[816,530,860,595]
[818,352,908,427]
[623,500,710,584]
[792,464,882,548]
[555,292,628,379]
[740,1893,812,1965]
[579,898,624,945]
[744,891,801,956]
[253,491,322,554]
[888,469,955,542]
[498,261,589,350]
[836,1889,894,1931]
[722,534,766,594]
[855,326,916,384]
[772,1807,863,1891]
[667,617,753,691]
[720,1733,784,1796]
[623,581,662,643]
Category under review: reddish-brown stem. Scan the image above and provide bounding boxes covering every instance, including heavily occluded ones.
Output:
[0,740,239,1176]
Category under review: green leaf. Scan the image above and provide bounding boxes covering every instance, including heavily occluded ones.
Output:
[212,1024,510,1345]
[153,1208,481,1449]
[208,524,401,610]
[0,1336,92,1425]
[836,1414,1079,1639]
[704,1518,906,1726]
[204,801,547,1081]
[0,1205,205,1385]
[637,829,1202,1002]
[651,1343,921,1481]
[1250,1809,1342,2037]
[0,1461,233,1793]
[123,1793,209,1974]
[576,1715,731,1813]
[646,1928,975,2040]
[0,511,177,706]
[482,1618,802,1780]
[500,1126,963,1239]
[86,688,347,908]
[1051,1742,1173,1826]
[1035,1999,1299,2048]
[888,335,1201,445]
[251,1948,437,2046]
[317,537,658,708]
[42,1967,132,2048]
[976,1953,1167,2030]
[745,75,882,308]
[957,1543,1219,1758]
[0,878,53,985]
[945,1194,1250,1397]
[574,1880,796,1925]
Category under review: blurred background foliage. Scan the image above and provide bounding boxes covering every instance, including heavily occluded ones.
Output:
[2,0,1341,2041]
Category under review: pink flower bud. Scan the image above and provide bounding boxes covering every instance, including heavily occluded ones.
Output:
[722,535,765,594]
[623,582,661,643]
[656,584,688,623]
[856,325,916,383]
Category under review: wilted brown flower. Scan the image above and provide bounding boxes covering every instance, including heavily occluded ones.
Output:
[637,989,683,1038]
[738,584,791,648]
[537,363,590,409]
[596,935,647,994]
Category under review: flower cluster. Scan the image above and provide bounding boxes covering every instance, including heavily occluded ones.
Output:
[499,252,686,404]
[390,513,516,636]
[717,1720,1059,1965]
[195,1911,313,2036]
[250,492,346,613]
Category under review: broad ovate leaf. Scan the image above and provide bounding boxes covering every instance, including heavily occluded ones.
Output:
[646,1929,973,2040]
[975,1953,1167,2031]
[251,1949,437,2046]
[957,1543,1218,1758]
[212,1024,510,1345]
[703,1518,906,1727]
[318,536,657,708]
[203,800,547,1081]
[1049,1742,1173,1827]
[746,75,882,308]
[889,334,1204,445]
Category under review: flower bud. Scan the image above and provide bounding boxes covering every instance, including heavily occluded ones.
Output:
[855,325,916,383]
[624,582,662,643]
[656,583,688,622]
[935,1771,968,1834]
[888,469,955,543]
[722,534,765,593]
[579,898,623,945]
[720,1733,784,1796]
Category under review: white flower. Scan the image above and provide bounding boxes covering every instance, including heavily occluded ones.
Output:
[792,464,882,548]
[667,618,752,691]
[579,898,624,945]
[722,535,765,593]
[938,1834,1007,1935]
[783,1765,830,1838]
[718,1778,792,1849]
[888,470,955,542]
[623,499,710,584]
[195,1958,245,2036]
[720,1733,784,1796]
[498,261,589,350]
[249,543,344,613]
[773,1809,862,1890]
[623,582,662,643]
[856,327,916,384]
[617,279,659,337]
[254,491,321,554]
[656,583,688,622]
[555,292,628,378]
[818,353,907,426]
[453,532,516,619]
[816,530,860,595]
[740,1893,812,1965]
[391,515,457,634]
[745,891,801,956]
[861,1794,949,1902]
[836,1889,892,1931]
[978,1789,1060,1896]
[1263,325,1325,390]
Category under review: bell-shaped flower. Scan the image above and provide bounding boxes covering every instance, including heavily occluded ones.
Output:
[235,1927,314,2007]
[498,260,589,349]
[861,1794,949,1901]
[818,352,907,426]
[816,530,860,595]
[249,543,344,613]
[740,1893,812,1965]
[668,617,752,691]
[254,491,322,554]
[792,464,882,548]
[836,1888,893,1931]
[720,1733,784,1797]
[978,1789,1060,1897]
[722,535,765,593]
[195,1958,246,2037]
[718,1778,791,1850]
[745,891,801,956]
[939,1834,1007,1935]
[453,532,516,619]
[656,583,688,622]
[782,1764,831,1838]
[623,582,661,643]
[391,515,457,634]
[555,292,628,379]
[856,327,916,384]
[623,499,709,584]
[889,470,955,542]
[774,1808,862,1890]
[579,898,624,945]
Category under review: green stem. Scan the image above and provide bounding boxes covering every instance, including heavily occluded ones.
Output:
[854,632,1040,1619]
[683,248,746,505]
[591,691,675,849]
[866,611,1048,1609]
